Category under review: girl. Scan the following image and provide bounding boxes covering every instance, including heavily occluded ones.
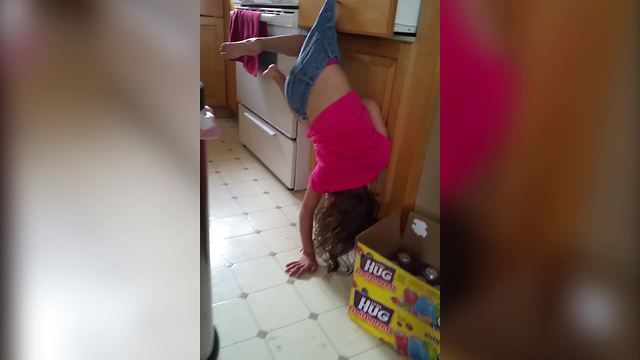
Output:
[221,0,391,277]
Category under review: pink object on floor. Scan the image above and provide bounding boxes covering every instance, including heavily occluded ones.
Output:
[307,91,392,194]
[201,106,221,140]
[228,9,268,76]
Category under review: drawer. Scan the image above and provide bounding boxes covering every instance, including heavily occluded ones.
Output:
[299,0,398,37]
[239,105,296,189]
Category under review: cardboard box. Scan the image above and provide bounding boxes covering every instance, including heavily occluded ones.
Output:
[347,213,440,360]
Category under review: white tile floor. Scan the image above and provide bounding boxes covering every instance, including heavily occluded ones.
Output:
[208,118,401,360]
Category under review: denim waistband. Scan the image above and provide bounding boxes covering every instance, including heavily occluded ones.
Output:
[284,0,342,118]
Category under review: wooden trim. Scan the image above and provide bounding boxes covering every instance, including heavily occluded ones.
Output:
[340,33,403,58]
[200,16,227,107]
[222,0,238,114]
[384,0,400,36]
[340,51,397,119]
[200,16,218,26]
[380,0,440,223]
[299,0,398,37]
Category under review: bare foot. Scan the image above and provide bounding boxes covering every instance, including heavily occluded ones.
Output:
[220,38,263,60]
[262,64,284,80]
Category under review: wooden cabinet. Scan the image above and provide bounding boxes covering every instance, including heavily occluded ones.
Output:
[201,0,224,18]
[200,0,237,114]
[299,0,398,37]
[200,16,227,107]
[308,0,439,223]
[334,36,402,197]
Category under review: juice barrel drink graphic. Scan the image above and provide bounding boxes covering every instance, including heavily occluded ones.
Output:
[404,288,418,306]
[394,331,409,356]
[356,253,397,291]
[408,336,430,360]
[349,290,395,333]
[350,243,440,359]
[414,295,439,328]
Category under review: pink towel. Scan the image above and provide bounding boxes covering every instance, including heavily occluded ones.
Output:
[228,9,268,76]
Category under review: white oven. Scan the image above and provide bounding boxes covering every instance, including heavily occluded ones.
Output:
[233,1,310,190]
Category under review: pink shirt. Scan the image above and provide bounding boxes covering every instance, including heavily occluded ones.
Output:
[307,91,392,194]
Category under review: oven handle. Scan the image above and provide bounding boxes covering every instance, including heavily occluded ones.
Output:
[233,7,298,25]
[244,112,277,136]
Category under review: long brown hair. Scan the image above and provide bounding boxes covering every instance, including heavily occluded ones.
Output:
[313,186,379,272]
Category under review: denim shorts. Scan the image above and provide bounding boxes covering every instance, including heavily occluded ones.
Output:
[285,0,342,118]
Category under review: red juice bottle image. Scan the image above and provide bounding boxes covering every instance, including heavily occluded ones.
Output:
[394,331,409,356]
[403,288,418,308]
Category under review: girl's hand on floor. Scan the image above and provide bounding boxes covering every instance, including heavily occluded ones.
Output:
[285,254,318,278]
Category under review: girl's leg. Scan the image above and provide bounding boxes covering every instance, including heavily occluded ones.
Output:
[259,57,349,124]
[264,64,309,122]
[285,0,353,120]
[258,35,307,57]
[263,64,286,94]
[220,34,306,59]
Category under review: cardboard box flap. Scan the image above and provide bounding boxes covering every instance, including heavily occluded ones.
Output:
[355,213,402,259]
[401,212,440,269]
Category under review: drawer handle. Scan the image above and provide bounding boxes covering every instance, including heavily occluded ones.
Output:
[244,111,277,136]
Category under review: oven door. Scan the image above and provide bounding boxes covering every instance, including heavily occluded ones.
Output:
[235,9,303,139]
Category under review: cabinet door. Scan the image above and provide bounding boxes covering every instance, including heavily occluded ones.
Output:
[200,16,227,107]
[299,0,398,37]
[341,42,399,195]
[201,0,223,17]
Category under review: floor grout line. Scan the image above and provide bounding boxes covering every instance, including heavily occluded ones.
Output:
[210,126,362,359]
[217,315,312,350]
[313,309,344,359]
[209,245,303,271]
[349,342,395,359]
[215,272,350,353]
[291,283,347,357]
[223,269,267,351]
[210,206,300,223]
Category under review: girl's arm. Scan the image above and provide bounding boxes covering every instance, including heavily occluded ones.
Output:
[285,187,322,277]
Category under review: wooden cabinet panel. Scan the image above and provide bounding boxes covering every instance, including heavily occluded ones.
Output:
[200,16,227,107]
[299,0,398,37]
[339,43,398,195]
[309,40,398,174]
[298,0,323,28]
[341,52,396,121]
[201,0,223,17]
[222,0,238,113]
